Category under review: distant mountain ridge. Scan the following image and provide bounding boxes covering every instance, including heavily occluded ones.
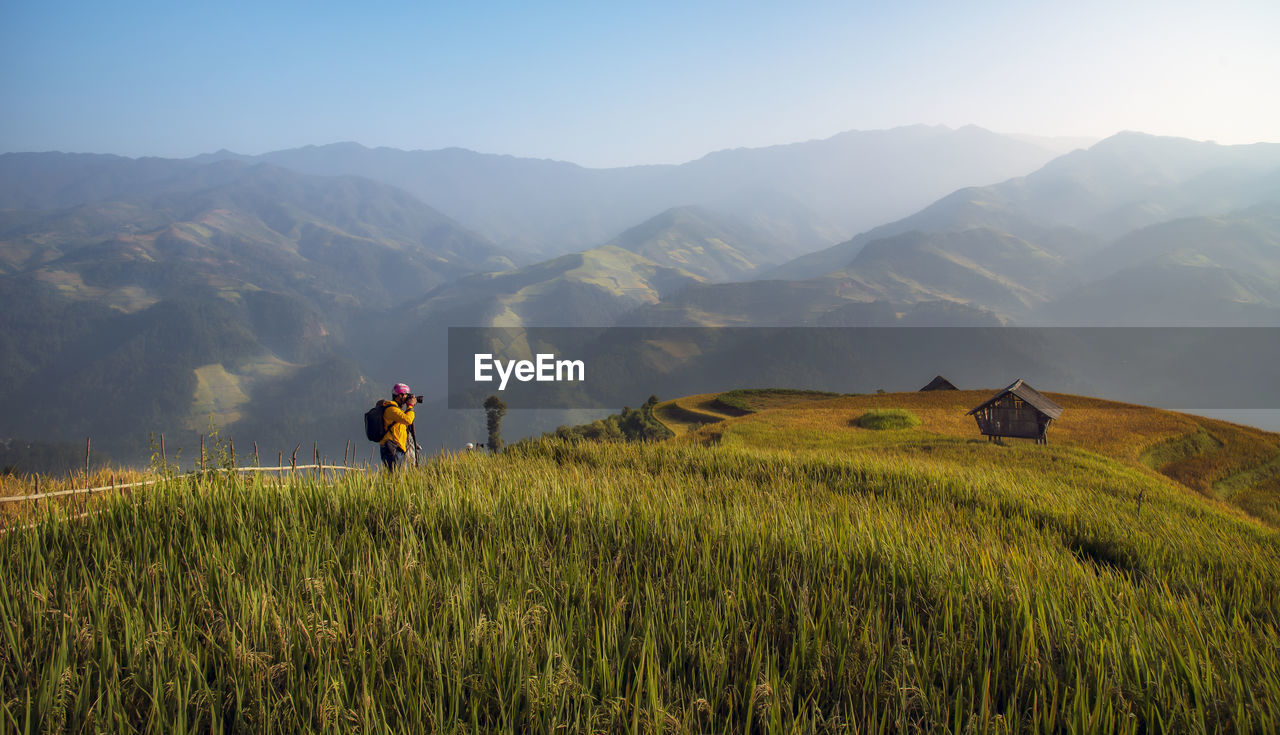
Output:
[192,125,1067,260]
[0,152,207,211]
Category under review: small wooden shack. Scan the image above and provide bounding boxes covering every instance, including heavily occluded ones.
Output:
[966,379,1062,444]
[919,375,958,391]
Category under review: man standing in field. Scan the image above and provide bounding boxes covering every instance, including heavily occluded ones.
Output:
[379,383,417,470]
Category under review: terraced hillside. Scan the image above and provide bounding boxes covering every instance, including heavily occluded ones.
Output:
[651,393,745,435]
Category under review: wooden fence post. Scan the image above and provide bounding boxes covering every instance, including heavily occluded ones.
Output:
[85,437,91,479]
[200,435,205,473]
[253,442,260,467]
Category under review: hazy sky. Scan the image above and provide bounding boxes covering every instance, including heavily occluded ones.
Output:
[2,0,1277,167]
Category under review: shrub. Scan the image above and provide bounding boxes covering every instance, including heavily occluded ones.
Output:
[855,408,922,430]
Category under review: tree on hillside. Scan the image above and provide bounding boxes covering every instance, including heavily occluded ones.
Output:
[547,394,673,443]
[483,395,507,452]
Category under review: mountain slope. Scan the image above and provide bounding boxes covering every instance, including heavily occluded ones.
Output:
[618,274,1003,327]
[407,245,700,328]
[1039,262,1280,326]
[604,206,779,282]
[831,228,1073,317]
[618,277,862,326]
[617,224,1070,326]
[1080,202,1280,282]
[1034,203,1280,325]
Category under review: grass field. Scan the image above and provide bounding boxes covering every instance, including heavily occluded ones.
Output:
[2,390,1279,732]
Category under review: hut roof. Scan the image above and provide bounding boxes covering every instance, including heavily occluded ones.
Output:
[919,375,959,391]
[966,379,1064,419]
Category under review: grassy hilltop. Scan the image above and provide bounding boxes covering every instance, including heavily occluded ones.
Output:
[655,389,1280,527]
[2,390,1279,733]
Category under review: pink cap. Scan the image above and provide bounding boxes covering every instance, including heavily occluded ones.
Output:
[393,382,411,396]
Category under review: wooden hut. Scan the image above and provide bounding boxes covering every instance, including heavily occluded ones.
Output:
[966,379,1062,444]
[919,375,958,391]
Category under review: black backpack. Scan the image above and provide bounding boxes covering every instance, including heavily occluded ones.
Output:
[364,402,387,442]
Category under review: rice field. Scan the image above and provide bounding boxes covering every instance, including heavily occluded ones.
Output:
[3,420,1279,732]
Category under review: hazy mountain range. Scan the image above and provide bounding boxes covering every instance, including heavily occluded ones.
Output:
[660,132,1280,326]
[191,125,1067,259]
[2,126,1278,468]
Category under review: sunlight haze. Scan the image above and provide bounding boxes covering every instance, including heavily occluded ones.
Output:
[2,0,1277,166]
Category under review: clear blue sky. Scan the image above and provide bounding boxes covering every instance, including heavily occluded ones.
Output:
[2,0,1277,167]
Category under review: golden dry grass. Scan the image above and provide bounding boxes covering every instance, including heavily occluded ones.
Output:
[664,388,1280,527]
[0,466,152,526]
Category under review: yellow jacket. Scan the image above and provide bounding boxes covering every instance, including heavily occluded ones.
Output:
[380,401,415,451]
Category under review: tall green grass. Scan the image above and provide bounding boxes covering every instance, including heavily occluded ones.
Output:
[2,440,1278,732]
